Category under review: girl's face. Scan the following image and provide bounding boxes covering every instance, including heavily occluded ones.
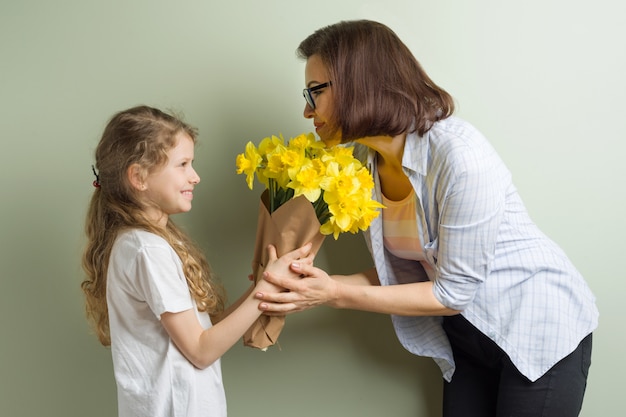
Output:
[304,54,341,147]
[142,132,200,227]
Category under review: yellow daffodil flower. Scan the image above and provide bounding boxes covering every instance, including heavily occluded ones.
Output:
[236,132,384,239]
[235,141,262,189]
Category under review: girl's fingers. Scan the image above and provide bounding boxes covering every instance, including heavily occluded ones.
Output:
[295,242,313,258]
[266,244,278,262]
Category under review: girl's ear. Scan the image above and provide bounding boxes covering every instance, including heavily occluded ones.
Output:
[127,163,147,191]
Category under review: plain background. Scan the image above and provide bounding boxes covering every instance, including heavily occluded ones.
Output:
[1,1,624,416]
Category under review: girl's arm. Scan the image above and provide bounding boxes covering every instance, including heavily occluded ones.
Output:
[211,284,254,324]
[160,243,312,369]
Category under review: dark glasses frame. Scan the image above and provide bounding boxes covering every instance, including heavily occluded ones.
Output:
[303,82,332,109]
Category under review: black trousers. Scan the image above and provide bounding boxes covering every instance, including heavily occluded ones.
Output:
[442,315,592,417]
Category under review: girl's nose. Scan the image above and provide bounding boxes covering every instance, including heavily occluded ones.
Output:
[191,169,200,184]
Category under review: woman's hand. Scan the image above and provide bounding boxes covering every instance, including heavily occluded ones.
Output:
[256,261,339,315]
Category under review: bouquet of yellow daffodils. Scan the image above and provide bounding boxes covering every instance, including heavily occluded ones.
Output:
[236,132,384,350]
[236,132,384,239]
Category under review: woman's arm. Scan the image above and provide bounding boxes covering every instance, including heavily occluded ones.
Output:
[333,267,379,286]
[259,263,458,317]
[160,243,313,369]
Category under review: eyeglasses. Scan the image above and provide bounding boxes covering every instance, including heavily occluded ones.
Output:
[302,82,332,109]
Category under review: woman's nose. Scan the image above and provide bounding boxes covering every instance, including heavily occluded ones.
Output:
[303,103,314,119]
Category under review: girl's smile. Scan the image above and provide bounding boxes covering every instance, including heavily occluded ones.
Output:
[141,132,200,227]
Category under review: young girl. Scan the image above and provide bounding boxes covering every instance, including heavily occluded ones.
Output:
[81,105,312,417]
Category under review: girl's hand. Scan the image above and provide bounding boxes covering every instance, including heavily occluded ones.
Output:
[254,243,315,295]
[256,261,338,315]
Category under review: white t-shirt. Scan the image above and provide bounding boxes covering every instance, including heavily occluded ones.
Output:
[107,229,226,417]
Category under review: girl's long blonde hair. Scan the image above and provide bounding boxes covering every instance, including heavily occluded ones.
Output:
[81,105,225,346]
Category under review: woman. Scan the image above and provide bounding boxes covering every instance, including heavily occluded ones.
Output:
[258,20,598,417]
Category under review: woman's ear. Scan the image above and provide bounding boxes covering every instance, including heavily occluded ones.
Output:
[127,163,147,191]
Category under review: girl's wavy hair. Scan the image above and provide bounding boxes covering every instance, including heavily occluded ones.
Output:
[81,105,225,346]
[297,19,455,141]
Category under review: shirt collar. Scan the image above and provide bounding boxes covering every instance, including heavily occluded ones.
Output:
[357,129,429,176]
[401,130,428,176]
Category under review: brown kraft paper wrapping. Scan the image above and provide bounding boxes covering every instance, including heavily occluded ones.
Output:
[243,190,326,349]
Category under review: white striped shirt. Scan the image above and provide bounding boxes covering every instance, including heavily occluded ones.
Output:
[357,116,598,382]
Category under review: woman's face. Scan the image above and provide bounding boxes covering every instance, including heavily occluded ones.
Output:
[304,54,341,147]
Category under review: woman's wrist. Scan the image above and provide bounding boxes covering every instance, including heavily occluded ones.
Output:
[327,276,343,309]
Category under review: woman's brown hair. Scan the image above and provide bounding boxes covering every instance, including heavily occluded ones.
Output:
[81,105,225,346]
[297,20,455,141]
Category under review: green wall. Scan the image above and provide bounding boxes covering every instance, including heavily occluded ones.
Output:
[1,1,623,416]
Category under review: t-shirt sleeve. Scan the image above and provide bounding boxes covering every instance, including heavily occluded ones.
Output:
[130,243,194,319]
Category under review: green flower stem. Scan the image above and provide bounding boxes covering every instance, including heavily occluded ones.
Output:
[313,192,330,224]
[269,179,296,214]
[269,179,276,213]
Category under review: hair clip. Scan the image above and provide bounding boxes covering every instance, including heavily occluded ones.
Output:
[91,165,100,188]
